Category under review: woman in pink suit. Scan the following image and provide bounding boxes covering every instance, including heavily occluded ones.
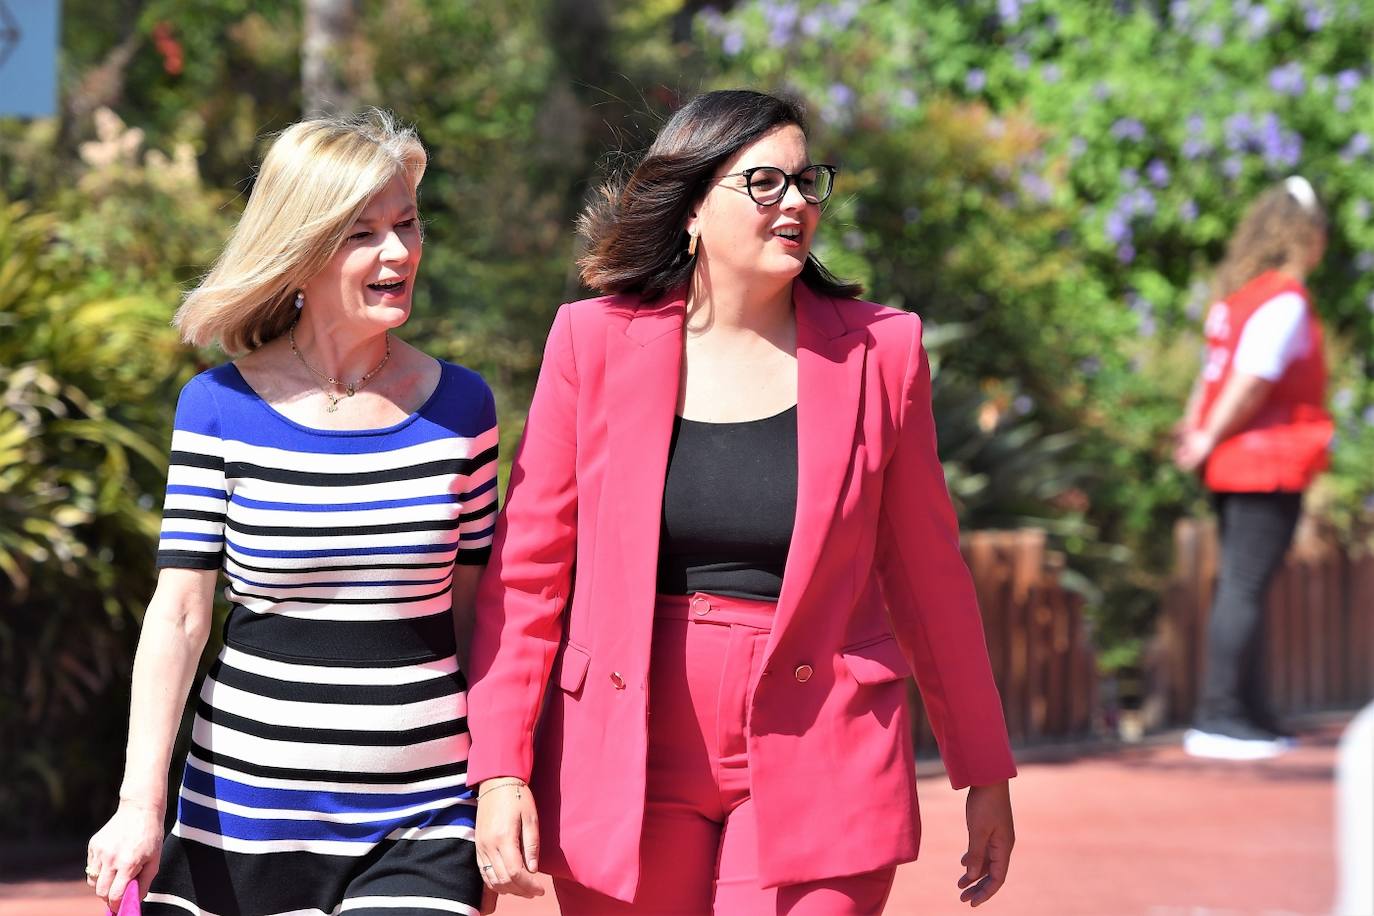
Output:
[468,90,1017,914]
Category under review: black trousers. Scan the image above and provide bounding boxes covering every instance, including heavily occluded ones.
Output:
[1196,491,1303,727]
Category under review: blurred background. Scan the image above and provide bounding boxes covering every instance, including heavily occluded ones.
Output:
[1,0,1371,912]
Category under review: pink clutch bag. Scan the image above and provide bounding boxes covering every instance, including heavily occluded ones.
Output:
[108,878,142,916]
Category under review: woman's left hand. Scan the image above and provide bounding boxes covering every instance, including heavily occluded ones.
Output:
[958,780,1014,907]
[1174,428,1217,472]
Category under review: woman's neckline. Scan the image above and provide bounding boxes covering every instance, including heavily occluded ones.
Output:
[676,404,797,426]
[225,360,448,437]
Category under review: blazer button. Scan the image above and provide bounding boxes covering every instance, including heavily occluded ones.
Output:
[793,664,814,683]
[691,596,711,616]
[610,671,626,689]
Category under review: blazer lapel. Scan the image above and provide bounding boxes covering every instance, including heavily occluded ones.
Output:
[769,285,867,651]
[605,292,686,624]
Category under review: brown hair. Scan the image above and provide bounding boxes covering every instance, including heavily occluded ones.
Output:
[1211,178,1327,302]
[577,89,861,302]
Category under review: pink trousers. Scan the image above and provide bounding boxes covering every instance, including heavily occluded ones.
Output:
[554,592,896,915]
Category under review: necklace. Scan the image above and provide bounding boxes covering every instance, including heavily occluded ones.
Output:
[288,323,392,412]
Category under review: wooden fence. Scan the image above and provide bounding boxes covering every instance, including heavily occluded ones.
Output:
[910,529,1100,755]
[1156,516,1374,726]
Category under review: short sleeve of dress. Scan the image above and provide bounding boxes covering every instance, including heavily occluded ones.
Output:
[156,375,228,570]
[455,379,499,565]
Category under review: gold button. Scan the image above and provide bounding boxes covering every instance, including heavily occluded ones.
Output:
[610,672,626,689]
[794,664,813,683]
[691,596,710,616]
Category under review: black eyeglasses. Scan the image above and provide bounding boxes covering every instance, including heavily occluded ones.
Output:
[718,164,838,206]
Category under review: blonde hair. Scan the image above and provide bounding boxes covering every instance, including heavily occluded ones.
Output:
[176,109,427,354]
[1212,177,1326,303]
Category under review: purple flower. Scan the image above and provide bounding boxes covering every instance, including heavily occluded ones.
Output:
[1268,62,1305,96]
[1117,243,1136,264]
[800,12,824,36]
[1013,50,1031,71]
[998,0,1026,26]
[1337,93,1354,114]
[1126,187,1157,218]
[1105,210,1131,245]
[1093,82,1112,101]
[1042,63,1061,83]
[1186,113,1205,135]
[1244,5,1271,38]
[1224,112,1254,151]
[1068,136,1088,159]
[1120,167,1140,188]
[1336,69,1361,93]
[1146,159,1171,187]
[1111,118,1147,142]
[1342,132,1372,162]
[1139,313,1157,337]
[896,87,919,109]
[1223,156,1243,179]
[1303,3,1330,31]
[825,0,861,31]
[1013,394,1034,416]
[1181,136,1211,160]
[1180,198,1199,221]
[1020,171,1053,202]
[1335,387,1355,411]
[1198,24,1223,47]
[722,30,745,56]
[1363,406,1374,426]
[829,82,855,108]
[764,1,800,47]
[966,68,987,93]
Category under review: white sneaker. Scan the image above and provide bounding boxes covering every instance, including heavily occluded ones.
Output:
[1184,727,1286,760]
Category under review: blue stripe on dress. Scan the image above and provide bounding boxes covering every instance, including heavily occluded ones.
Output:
[183,764,473,813]
[459,477,498,501]
[226,540,459,559]
[231,493,462,512]
[163,531,224,543]
[167,485,230,500]
[178,797,476,842]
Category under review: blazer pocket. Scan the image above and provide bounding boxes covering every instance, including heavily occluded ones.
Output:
[556,640,591,694]
[841,635,911,686]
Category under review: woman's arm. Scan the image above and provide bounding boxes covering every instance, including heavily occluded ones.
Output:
[87,566,218,910]
[874,316,1016,907]
[1174,371,1274,471]
[469,304,581,899]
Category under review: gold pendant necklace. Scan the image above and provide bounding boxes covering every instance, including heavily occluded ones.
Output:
[289,323,392,412]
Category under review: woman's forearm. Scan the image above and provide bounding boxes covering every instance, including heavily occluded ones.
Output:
[117,570,217,813]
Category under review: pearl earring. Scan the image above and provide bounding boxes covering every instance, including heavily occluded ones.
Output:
[294,291,305,309]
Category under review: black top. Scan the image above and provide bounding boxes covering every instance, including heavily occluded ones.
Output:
[656,405,798,601]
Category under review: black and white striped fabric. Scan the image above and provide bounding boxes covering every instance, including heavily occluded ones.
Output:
[146,362,495,916]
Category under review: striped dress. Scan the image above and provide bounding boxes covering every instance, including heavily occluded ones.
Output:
[145,361,495,916]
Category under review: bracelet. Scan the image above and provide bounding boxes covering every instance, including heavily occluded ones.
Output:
[478,779,526,800]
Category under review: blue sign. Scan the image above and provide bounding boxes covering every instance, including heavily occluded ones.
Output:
[0,1,60,118]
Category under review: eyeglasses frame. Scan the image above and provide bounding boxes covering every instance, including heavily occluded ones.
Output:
[716,163,839,206]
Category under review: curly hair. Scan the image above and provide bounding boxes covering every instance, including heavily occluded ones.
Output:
[1211,179,1327,302]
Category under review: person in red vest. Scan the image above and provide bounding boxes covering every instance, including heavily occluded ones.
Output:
[1174,175,1333,760]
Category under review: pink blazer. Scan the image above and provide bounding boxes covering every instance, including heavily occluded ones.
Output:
[467,282,1016,901]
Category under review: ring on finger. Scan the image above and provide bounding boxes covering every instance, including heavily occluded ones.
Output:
[85,865,100,878]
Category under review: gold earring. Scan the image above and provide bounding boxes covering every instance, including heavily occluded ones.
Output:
[688,230,698,257]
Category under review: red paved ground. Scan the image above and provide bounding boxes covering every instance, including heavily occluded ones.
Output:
[2,718,1347,916]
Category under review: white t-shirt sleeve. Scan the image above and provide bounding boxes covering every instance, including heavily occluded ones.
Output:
[1232,291,1310,381]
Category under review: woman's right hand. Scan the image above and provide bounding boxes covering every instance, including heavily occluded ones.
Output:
[87,799,164,911]
[474,779,544,898]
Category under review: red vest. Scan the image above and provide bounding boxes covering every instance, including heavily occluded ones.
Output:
[1199,270,1332,492]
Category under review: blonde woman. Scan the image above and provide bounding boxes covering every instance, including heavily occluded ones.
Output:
[84,111,495,915]
[1175,176,1332,760]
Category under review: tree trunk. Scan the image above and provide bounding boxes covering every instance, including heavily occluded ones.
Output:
[302,0,358,117]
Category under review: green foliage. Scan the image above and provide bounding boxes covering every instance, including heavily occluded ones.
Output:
[0,119,228,833]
